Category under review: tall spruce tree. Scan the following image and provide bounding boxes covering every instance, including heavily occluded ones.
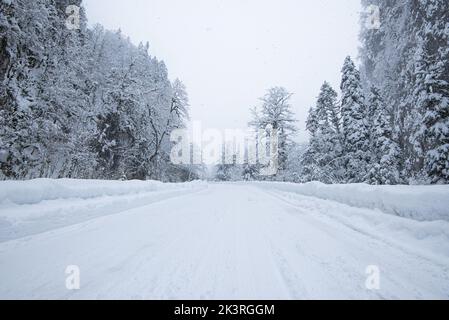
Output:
[340,56,371,183]
[414,0,449,184]
[365,86,400,184]
[360,0,449,184]
[302,82,344,183]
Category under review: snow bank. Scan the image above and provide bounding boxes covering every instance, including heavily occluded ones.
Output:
[254,182,449,222]
[0,178,204,206]
[0,179,207,242]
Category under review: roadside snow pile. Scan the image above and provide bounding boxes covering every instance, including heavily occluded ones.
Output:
[0,179,204,206]
[255,182,449,222]
[0,179,207,242]
[261,188,449,262]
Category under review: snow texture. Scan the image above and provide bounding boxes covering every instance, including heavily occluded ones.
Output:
[254,181,449,222]
[0,180,448,299]
[0,179,206,242]
[0,179,204,206]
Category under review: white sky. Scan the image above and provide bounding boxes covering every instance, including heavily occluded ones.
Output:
[84,0,362,142]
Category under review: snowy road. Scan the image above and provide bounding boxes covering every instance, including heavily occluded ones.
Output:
[0,183,448,299]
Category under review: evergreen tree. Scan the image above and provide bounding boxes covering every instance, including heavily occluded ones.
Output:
[360,0,449,184]
[365,87,400,184]
[302,83,344,183]
[340,57,370,183]
[414,0,449,184]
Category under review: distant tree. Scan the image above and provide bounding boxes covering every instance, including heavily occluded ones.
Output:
[249,87,297,178]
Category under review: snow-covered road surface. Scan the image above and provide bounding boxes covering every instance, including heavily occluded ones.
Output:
[0,183,448,299]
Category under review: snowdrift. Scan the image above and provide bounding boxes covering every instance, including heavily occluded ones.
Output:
[0,179,207,242]
[254,182,449,222]
[0,178,204,206]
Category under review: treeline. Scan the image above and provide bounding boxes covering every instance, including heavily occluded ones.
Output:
[0,0,195,181]
[303,0,448,185]
[356,0,448,184]
[1,1,447,185]
[215,0,448,185]
[214,87,299,182]
[300,57,400,184]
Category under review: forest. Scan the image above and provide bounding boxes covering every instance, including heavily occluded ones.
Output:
[1,0,192,181]
[1,0,448,185]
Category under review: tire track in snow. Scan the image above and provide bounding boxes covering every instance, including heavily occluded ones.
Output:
[255,186,449,299]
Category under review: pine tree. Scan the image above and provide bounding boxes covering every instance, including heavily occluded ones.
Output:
[301,83,344,183]
[360,0,416,182]
[300,107,319,182]
[340,56,370,183]
[365,86,400,184]
[360,0,449,184]
[414,0,449,184]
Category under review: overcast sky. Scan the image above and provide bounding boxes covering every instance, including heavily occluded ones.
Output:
[84,0,362,142]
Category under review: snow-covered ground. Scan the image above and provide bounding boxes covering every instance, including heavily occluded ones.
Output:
[0,179,207,242]
[253,181,449,221]
[0,180,448,299]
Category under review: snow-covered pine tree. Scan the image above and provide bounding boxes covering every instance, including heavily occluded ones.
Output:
[365,86,400,185]
[360,0,449,184]
[360,0,416,182]
[413,0,449,184]
[301,82,344,183]
[300,106,319,182]
[340,56,370,183]
[283,142,306,183]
